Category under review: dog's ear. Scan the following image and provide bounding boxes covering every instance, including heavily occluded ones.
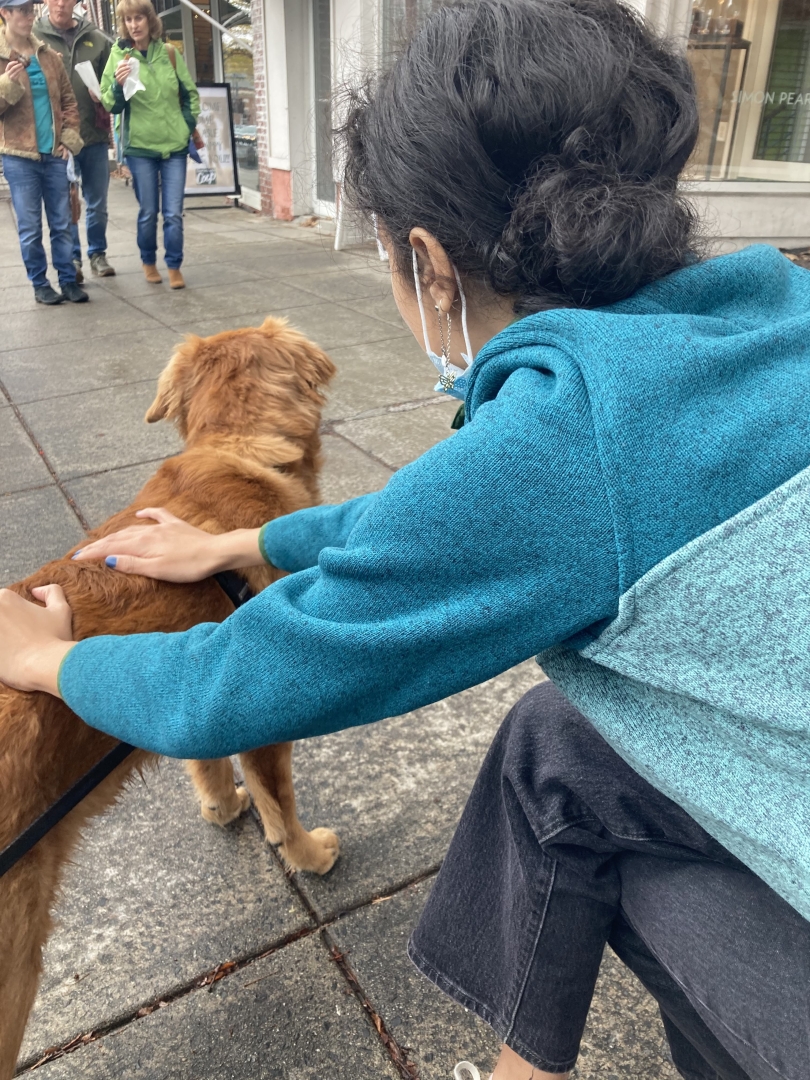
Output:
[302,340,337,389]
[145,365,180,423]
[145,341,198,423]
[257,317,336,390]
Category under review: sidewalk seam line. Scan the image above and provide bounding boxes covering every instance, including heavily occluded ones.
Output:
[322,930,419,1079]
[255,808,434,1080]
[324,427,397,474]
[0,376,91,532]
[19,862,441,1075]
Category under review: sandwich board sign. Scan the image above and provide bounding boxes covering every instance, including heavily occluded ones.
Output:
[185,83,240,197]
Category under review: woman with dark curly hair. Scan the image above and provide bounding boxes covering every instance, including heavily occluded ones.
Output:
[2,2,808,1077]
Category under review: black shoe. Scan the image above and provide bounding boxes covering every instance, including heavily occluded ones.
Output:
[60,282,89,303]
[34,285,64,305]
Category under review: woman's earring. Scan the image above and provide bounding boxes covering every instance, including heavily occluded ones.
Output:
[435,304,455,390]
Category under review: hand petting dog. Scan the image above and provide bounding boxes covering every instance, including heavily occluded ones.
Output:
[71,507,265,583]
[0,584,75,695]
[0,511,266,695]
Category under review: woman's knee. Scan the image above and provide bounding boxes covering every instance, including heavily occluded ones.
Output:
[498,679,604,778]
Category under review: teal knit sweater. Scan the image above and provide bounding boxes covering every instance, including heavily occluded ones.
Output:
[59,245,810,914]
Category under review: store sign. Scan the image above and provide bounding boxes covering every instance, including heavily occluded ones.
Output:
[686,0,810,182]
[185,83,240,197]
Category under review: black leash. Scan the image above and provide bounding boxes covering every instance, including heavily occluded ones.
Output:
[0,572,254,880]
[0,740,135,879]
[214,570,255,608]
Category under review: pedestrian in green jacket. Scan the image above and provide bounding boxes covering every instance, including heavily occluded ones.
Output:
[34,0,116,281]
[100,0,198,288]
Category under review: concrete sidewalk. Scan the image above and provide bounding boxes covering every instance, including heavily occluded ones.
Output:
[1,178,678,1080]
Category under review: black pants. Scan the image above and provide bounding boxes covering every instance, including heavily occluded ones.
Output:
[409,682,809,1079]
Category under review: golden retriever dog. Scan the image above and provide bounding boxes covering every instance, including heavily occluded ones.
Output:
[0,317,339,1078]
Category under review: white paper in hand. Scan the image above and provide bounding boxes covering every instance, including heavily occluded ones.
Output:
[74,59,102,100]
[122,56,145,101]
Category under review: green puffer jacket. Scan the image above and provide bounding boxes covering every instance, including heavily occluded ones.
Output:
[33,15,112,147]
[100,37,198,159]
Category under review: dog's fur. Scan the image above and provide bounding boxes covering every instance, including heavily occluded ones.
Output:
[0,317,339,1077]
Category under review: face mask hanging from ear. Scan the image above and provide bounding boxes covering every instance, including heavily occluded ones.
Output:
[412,248,475,402]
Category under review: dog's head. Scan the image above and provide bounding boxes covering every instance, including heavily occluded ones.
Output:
[145,318,336,453]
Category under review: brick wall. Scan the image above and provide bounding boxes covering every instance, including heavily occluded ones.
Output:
[250,0,275,215]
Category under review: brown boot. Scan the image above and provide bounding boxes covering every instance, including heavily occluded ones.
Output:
[143,263,162,284]
[167,268,185,290]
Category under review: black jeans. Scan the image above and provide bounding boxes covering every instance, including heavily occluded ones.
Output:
[409,682,809,1079]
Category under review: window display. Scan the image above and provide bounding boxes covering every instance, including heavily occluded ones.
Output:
[687,0,810,180]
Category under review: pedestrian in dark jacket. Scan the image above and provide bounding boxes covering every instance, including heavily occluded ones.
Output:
[0,0,88,304]
[34,0,116,281]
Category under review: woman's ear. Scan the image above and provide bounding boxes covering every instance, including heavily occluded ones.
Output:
[409,227,457,313]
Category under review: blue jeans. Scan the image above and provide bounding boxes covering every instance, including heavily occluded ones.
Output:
[69,141,110,261]
[410,681,809,1079]
[2,153,76,289]
[125,152,187,269]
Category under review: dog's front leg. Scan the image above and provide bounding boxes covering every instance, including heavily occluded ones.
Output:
[186,758,251,826]
[239,743,339,875]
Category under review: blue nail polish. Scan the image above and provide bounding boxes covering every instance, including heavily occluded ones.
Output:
[71,549,83,560]
[105,556,117,568]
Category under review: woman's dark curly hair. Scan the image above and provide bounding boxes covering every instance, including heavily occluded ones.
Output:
[339,0,701,313]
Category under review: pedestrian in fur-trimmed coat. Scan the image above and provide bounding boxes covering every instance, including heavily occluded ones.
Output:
[0,0,88,304]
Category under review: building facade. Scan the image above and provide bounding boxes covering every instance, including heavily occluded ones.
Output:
[159,0,810,248]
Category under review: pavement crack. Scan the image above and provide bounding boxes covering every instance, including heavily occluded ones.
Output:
[323,395,446,426]
[324,935,419,1079]
[18,924,320,1075]
[18,828,441,1077]
[323,427,397,474]
[0,375,91,532]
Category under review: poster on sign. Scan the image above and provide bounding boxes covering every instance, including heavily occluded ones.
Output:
[185,83,240,197]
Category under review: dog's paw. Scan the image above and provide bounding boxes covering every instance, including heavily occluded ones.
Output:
[309,827,340,874]
[282,827,340,876]
[200,785,251,826]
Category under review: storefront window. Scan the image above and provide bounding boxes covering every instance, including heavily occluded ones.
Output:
[220,0,257,193]
[687,0,810,180]
[381,0,442,62]
[161,6,185,58]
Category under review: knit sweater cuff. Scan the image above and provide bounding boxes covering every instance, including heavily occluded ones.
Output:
[257,522,274,567]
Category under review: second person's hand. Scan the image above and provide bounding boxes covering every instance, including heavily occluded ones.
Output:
[71,508,265,583]
[5,59,26,82]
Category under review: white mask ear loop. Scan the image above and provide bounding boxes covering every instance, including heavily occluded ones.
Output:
[413,249,473,367]
[372,213,389,262]
[453,265,474,362]
[412,247,433,354]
